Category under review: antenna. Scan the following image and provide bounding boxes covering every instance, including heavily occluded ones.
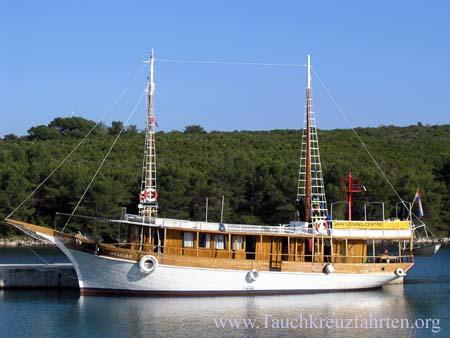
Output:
[307,54,311,89]
[340,172,363,221]
[149,48,155,95]
[143,49,155,94]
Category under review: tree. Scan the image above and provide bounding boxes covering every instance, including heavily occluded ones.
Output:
[48,117,96,137]
[126,125,140,134]
[434,159,450,235]
[2,118,450,237]
[109,121,124,135]
[184,125,206,134]
[3,134,19,141]
[27,125,60,140]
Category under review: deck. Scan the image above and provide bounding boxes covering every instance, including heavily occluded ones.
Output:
[125,215,413,239]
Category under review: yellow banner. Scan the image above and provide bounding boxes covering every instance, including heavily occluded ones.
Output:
[332,220,410,230]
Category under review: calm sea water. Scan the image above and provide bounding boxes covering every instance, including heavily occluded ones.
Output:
[0,246,448,338]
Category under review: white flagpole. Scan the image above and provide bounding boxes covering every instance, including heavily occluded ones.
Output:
[220,195,225,223]
[205,197,209,222]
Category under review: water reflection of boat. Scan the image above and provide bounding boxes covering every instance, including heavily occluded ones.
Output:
[75,287,411,337]
[77,287,408,313]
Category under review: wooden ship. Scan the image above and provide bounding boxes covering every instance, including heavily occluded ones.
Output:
[5,52,415,295]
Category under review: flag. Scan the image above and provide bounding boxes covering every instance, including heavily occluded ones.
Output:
[413,188,424,218]
[148,115,159,127]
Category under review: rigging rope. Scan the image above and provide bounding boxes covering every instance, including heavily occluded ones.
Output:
[156,58,306,68]
[5,63,147,220]
[26,246,50,266]
[56,212,123,224]
[311,66,411,214]
[62,86,147,231]
[25,246,78,281]
[7,58,426,233]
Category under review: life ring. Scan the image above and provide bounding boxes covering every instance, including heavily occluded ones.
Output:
[139,188,158,204]
[315,220,328,234]
[395,268,406,277]
[139,255,158,274]
[323,263,335,274]
[246,269,259,282]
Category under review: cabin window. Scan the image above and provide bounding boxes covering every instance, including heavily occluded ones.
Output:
[214,235,226,250]
[199,233,210,248]
[232,235,244,250]
[183,232,194,248]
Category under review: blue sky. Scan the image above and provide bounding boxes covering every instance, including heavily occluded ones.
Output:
[1,0,449,136]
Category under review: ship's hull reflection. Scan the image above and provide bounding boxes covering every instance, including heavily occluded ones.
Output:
[77,285,414,337]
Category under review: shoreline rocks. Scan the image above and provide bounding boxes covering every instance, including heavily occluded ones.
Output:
[0,238,54,247]
[415,237,449,245]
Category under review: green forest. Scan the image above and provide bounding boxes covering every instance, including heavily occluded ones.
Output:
[1,117,449,237]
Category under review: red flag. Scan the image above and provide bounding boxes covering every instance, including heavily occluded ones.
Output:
[148,116,159,127]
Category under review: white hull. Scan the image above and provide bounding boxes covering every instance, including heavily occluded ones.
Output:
[57,245,400,296]
[17,230,403,296]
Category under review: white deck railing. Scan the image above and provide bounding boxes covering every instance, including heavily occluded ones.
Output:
[124,214,412,239]
[154,217,311,235]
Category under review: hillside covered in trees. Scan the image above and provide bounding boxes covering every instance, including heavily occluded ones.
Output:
[1,117,449,236]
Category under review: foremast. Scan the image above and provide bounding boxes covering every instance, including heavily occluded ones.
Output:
[139,49,158,223]
[296,55,328,223]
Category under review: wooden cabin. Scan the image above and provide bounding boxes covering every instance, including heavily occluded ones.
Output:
[122,218,413,273]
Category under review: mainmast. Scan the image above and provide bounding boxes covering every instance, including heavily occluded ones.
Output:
[296,54,328,223]
[305,55,312,221]
[139,49,158,223]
